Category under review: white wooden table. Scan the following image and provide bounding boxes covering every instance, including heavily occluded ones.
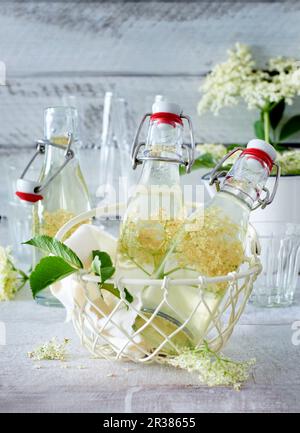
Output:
[1,223,300,413]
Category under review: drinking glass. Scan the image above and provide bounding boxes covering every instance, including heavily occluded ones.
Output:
[251,221,300,307]
[3,153,37,267]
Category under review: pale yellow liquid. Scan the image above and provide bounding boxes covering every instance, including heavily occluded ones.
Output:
[117,191,247,350]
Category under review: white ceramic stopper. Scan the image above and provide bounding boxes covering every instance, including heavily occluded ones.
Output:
[247,139,277,162]
[152,100,182,116]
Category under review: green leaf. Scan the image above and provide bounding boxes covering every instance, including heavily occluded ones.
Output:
[29,256,77,298]
[180,153,215,175]
[279,115,300,141]
[194,153,215,168]
[91,250,133,304]
[92,250,115,284]
[92,250,113,268]
[101,283,122,299]
[101,283,134,304]
[24,235,83,269]
[254,120,265,140]
[226,143,243,152]
[124,288,133,304]
[269,99,285,130]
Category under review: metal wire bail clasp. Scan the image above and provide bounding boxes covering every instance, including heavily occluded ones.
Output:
[209,147,280,211]
[209,147,244,192]
[131,113,195,173]
[16,133,75,203]
[252,162,280,210]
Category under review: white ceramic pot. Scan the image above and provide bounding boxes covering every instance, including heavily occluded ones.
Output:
[250,176,300,224]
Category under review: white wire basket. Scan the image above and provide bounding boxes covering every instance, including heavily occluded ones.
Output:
[55,204,262,363]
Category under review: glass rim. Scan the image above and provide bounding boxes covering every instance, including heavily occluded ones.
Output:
[253,220,300,238]
[253,220,300,226]
[44,106,77,114]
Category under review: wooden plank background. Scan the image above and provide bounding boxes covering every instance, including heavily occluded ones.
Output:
[0,1,300,150]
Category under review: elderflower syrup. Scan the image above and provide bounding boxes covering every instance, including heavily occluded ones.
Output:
[32,107,91,306]
[150,139,279,347]
[116,100,195,349]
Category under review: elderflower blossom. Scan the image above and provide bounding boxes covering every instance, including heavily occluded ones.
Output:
[276,149,300,175]
[119,216,184,272]
[28,338,70,361]
[177,206,244,293]
[198,43,255,115]
[0,246,19,301]
[290,68,300,89]
[197,143,227,160]
[268,57,300,75]
[198,44,300,114]
[241,62,300,109]
[167,343,256,390]
[197,143,240,167]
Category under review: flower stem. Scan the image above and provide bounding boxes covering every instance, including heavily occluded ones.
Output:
[164,266,196,276]
[263,110,271,143]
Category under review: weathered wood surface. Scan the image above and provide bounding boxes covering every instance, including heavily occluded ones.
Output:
[0,76,262,146]
[2,1,300,76]
[0,1,300,146]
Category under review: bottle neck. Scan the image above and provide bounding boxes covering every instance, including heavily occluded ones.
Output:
[139,160,180,188]
[138,120,183,187]
[220,152,271,210]
[43,136,77,175]
[44,144,63,168]
[220,183,256,209]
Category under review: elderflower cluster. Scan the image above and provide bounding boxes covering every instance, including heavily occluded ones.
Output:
[198,43,255,115]
[167,344,256,390]
[33,208,90,239]
[276,149,300,175]
[198,43,300,114]
[177,206,244,293]
[28,338,70,361]
[0,246,19,301]
[241,57,300,109]
[119,217,184,272]
[197,143,227,160]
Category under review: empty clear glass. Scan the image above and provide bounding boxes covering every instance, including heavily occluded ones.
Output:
[96,92,138,211]
[251,221,300,307]
[3,153,38,267]
[6,201,33,267]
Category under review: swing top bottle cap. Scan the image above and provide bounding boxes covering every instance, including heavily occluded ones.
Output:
[247,139,277,162]
[16,179,43,204]
[242,139,277,172]
[152,101,182,116]
[151,101,183,126]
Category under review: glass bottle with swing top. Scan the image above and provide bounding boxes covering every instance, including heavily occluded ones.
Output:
[116,100,195,349]
[16,106,91,306]
[146,139,280,349]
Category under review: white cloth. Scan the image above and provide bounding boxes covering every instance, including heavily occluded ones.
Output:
[51,224,117,320]
[51,224,146,358]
